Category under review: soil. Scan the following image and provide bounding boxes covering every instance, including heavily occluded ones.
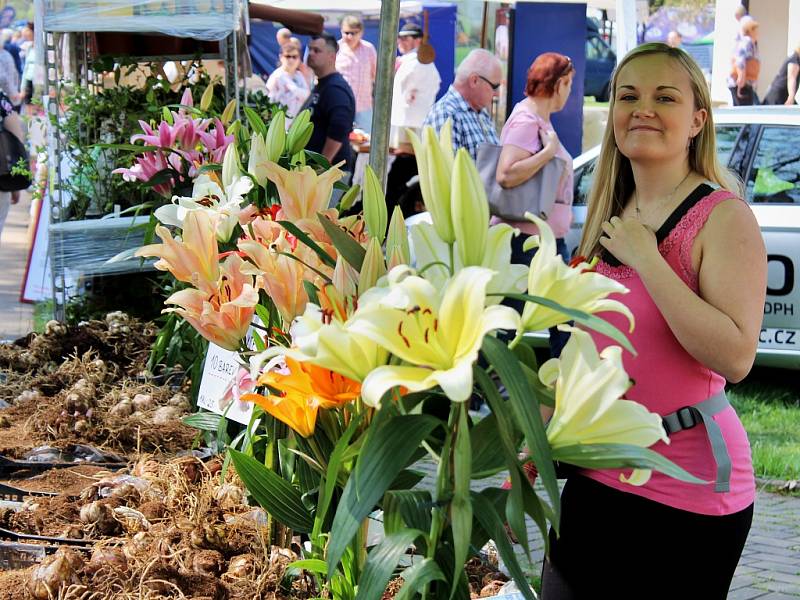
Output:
[0,466,114,497]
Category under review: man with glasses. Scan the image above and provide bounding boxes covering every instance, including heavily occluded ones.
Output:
[336,15,377,133]
[423,49,502,160]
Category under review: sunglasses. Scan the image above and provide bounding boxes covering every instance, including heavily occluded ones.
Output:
[283,54,300,59]
[342,30,361,36]
[560,56,574,77]
[477,74,501,91]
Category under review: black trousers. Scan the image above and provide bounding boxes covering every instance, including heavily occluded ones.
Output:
[729,84,759,106]
[542,476,753,600]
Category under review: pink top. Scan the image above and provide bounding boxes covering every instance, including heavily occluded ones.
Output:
[336,39,377,113]
[585,188,755,516]
[498,102,573,238]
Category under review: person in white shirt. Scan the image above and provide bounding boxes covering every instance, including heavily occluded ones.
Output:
[266,40,311,120]
[386,22,441,215]
[390,23,441,149]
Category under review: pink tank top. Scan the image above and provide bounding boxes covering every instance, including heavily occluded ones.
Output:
[585,186,755,516]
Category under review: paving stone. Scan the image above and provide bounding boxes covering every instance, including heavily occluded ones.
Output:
[731,575,761,590]
[753,563,800,577]
[759,571,800,586]
[751,553,800,567]
[727,587,769,600]
[758,580,800,594]
[754,592,800,599]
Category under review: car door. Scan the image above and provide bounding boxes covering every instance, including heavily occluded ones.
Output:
[741,123,800,366]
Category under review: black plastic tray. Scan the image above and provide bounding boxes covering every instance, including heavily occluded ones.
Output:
[0,455,124,478]
[0,482,58,502]
[0,526,93,549]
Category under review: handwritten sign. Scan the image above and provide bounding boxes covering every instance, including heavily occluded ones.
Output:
[196,321,263,425]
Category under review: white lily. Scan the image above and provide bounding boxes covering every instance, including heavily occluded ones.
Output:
[350,266,519,406]
[410,221,527,305]
[521,213,634,333]
[154,170,253,243]
[540,327,669,486]
[250,302,390,385]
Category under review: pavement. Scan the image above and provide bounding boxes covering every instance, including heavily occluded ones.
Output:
[414,461,800,598]
[0,192,34,341]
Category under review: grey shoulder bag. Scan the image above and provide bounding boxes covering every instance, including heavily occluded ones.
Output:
[476,143,565,221]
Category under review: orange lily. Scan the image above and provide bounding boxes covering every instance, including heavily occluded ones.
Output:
[242,356,361,437]
[135,210,219,295]
[260,161,344,222]
[164,254,259,351]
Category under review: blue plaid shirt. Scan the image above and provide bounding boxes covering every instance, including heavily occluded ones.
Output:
[423,86,500,160]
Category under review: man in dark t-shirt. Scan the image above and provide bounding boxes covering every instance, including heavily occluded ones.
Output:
[763,47,800,105]
[305,32,356,172]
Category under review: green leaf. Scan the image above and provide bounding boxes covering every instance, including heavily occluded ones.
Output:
[450,405,472,595]
[317,213,366,271]
[383,490,433,536]
[499,292,635,355]
[389,468,425,491]
[326,414,441,576]
[287,558,328,576]
[314,413,363,540]
[229,449,314,532]
[254,304,272,331]
[470,412,520,478]
[305,150,331,169]
[181,411,222,431]
[551,443,709,485]
[394,558,446,600]
[243,106,267,137]
[471,491,536,600]
[277,220,337,268]
[356,529,423,600]
[481,337,560,530]
[303,280,320,306]
[474,367,533,551]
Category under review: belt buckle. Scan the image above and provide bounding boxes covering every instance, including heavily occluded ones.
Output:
[676,406,698,430]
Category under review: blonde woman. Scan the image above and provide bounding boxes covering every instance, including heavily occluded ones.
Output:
[542,44,766,599]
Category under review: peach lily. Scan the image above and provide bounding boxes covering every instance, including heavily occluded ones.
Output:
[135,210,219,295]
[164,254,259,351]
[259,161,345,222]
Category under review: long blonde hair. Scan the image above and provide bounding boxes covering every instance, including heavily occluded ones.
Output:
[578,43,741,258]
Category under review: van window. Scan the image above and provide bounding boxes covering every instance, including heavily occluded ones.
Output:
[746,126,800,204]
[715,125,744,168]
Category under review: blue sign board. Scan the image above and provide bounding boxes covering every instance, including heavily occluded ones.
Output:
[509,2,586,157]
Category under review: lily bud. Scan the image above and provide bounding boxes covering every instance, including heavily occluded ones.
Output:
[161,106,173,125]
[200,82,215,112]
[248,133,269,186]
[362,166,388,243]
[385,206,409,267]
[286,110,311,154]
[437,119,455,169]
[332,256,358,300]
[227,120,242,139]
[265,111,286,162]
[358,237,387,295]
[451,148,488,266]
[220,99,237,125]
[288,123,314,156]
[338,183,361,212]
[423,126,454,244]
[291,151,306,166]
[221,144,243,189]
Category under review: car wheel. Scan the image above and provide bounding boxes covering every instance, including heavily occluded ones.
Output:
[596,81,610,102]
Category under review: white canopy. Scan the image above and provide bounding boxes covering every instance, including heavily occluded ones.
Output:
[250,1,423,16]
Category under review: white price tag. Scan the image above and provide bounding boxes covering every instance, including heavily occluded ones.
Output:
[196,320,263,425]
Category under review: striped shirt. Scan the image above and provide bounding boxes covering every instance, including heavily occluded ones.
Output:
[336,39,377,113]
[423,85,500,160]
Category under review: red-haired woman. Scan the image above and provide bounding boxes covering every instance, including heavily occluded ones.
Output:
[495,52,575,355]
